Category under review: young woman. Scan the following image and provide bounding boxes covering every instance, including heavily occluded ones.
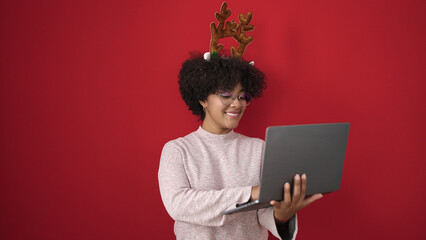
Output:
[158,55,322,239]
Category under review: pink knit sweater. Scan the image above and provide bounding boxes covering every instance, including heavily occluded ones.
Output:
[158,126,297,240]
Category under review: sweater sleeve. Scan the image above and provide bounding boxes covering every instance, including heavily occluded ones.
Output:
[257,207,298,239]
[158,142,252,227]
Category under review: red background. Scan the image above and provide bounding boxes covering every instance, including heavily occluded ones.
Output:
[1,0,425,239]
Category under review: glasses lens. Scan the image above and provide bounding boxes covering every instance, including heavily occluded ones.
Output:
[219,92,253,106]
[219,92,234,105]
[239,93,252,106]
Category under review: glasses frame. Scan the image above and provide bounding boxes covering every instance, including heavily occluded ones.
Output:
[215,92,253,106]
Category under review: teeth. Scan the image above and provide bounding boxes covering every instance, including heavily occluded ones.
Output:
[226,112,238,116]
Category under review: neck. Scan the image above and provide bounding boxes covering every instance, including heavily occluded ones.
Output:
[201,122,232,135]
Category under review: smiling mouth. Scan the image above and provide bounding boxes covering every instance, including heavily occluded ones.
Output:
[225,112,239,117]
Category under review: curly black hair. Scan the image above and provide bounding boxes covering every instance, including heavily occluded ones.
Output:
[178,53,266,121]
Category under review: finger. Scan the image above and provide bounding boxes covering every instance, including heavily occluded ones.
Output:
[270,200,279,207]
[283,182,291,207]
[302,193,323,208]
[300,173,307,203]
[292,174,301,203]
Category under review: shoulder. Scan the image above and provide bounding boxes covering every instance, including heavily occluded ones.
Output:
[161,131,198,154]
[235,132,264,147]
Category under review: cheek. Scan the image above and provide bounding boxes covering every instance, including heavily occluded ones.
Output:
[216,105,227,115]
[206,98,226,114]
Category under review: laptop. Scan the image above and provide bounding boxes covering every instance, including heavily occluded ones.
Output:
[223,122,350,215]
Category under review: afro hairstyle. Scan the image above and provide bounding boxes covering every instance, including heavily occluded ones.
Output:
[178,54,266,121]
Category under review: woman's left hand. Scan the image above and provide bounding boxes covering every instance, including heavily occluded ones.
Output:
[270,173,323,222]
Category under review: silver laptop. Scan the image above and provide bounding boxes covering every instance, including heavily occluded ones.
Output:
[223,123,350,215]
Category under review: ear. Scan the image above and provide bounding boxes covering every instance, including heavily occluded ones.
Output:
[199,100,207,109]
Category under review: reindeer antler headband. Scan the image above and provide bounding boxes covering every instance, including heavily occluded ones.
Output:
[204,2,254,61]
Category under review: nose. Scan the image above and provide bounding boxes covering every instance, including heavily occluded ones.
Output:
[230,96,243,107]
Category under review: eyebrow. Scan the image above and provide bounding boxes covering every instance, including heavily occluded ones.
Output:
[218,87,246,93]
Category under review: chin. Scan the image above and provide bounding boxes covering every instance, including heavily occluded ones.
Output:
[225,122,239,130]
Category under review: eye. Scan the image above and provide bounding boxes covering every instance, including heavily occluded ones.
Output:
[239,93,252,102]
[219,92,233,99]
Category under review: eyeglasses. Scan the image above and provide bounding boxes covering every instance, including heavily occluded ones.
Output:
[216,92,253,106]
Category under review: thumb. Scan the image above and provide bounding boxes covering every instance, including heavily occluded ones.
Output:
[302,193,323,207]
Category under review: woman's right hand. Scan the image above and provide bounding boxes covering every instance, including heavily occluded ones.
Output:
[250,185,260,202]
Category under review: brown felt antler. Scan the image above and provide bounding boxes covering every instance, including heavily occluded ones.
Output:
[231,12,254,57]
[209,2,254,58]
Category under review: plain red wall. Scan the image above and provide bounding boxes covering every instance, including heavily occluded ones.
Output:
[1,0,425,239]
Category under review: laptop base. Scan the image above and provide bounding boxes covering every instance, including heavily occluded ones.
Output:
[222,201,271,215]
